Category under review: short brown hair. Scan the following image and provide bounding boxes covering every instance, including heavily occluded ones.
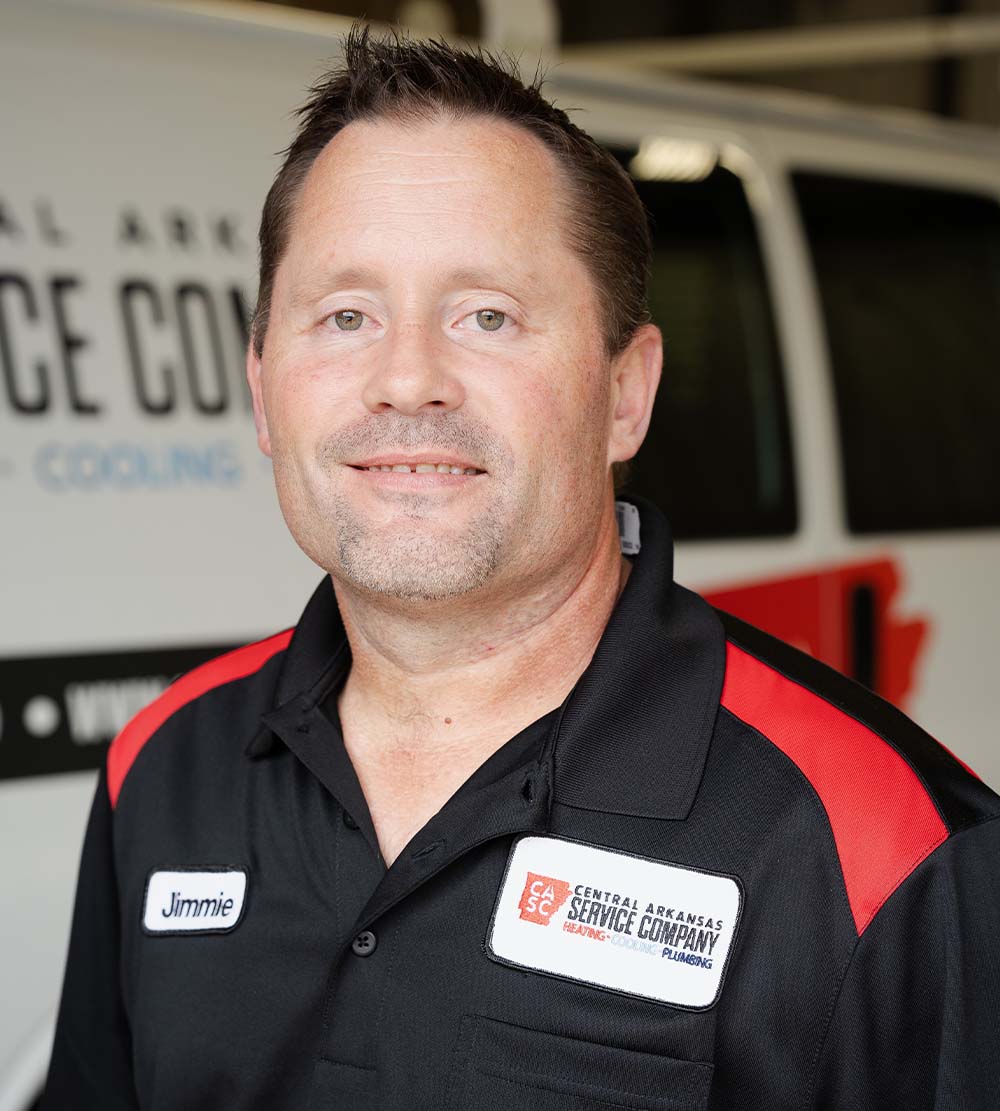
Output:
[251,22,652,363]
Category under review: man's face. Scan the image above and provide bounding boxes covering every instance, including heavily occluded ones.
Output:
[248,115,649,603]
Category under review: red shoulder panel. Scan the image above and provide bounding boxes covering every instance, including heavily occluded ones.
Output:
[721,641,947,935]
[107,629,294,809]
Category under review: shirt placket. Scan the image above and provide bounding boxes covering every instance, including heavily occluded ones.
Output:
[259,693,557,1090]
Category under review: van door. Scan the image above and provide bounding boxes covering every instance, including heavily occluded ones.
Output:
[789,168,1000,785]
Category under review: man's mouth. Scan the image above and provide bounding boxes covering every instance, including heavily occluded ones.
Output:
[347,458,485,476]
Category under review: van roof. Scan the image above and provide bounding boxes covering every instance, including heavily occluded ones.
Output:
[551,65,1000,159]
[30,0,1000,160]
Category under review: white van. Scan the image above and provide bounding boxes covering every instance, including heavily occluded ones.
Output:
[2,1,998,1106]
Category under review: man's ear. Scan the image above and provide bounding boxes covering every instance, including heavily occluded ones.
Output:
[607,322,662,467]
[246,339,272,458]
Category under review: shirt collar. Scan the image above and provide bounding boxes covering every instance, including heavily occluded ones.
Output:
[248,494,724,822]
[548,495,725,820]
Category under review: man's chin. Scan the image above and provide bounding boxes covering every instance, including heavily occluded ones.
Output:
[332,525,504,602]
[334,555,494,602]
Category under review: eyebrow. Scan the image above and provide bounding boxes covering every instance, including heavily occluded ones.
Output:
[288,264,530,309]
[289,266,384,310]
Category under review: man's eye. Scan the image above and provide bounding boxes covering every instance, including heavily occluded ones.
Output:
[331,309,364,331]
[474,308,505,332]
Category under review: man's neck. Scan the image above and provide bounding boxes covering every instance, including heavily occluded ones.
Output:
[332,504,629,754]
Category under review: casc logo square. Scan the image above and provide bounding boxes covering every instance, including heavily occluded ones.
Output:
[517,872,571,925]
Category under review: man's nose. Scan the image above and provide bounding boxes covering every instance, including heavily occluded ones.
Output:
[360,321,465,415]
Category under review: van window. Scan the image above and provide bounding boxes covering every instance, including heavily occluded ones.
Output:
[793,172,1000,534]
[612,149,797,540]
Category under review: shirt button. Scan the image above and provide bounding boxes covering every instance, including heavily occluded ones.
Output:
[342,810,359,830]
[351,930,377,957]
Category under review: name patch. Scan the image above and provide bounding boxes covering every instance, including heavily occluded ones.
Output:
[142,867,248,935]
[487,836,742,1010]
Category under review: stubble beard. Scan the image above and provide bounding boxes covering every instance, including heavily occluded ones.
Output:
[297,412,516,602]
[327,489,507,601]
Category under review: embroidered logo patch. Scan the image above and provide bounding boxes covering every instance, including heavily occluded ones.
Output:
[142,867,248,935]
[487,836,743,1010]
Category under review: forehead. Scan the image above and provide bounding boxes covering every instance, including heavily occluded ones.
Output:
[283,114,578,278]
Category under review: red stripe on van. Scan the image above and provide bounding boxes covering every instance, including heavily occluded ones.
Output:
[720,642,948,935]
[107,629,293,808]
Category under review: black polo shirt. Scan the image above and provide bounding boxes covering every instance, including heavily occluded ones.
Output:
[43,497,1000,1110]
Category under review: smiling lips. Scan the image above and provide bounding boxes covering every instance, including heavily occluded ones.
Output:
[357,462,481,475]
[348,456,485,476]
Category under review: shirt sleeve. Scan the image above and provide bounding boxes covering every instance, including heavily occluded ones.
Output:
[40,764,140,1110]
[813,815,1000,1110]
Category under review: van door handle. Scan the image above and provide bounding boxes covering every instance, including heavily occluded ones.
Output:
[849,582,878,692]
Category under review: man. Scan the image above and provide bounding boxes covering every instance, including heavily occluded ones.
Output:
[44,25,1000,1111]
